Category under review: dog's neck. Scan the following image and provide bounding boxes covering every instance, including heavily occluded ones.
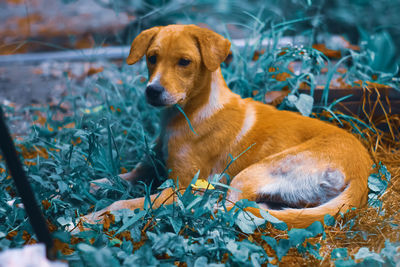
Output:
[162,68,237,130]
[192,69,234,123]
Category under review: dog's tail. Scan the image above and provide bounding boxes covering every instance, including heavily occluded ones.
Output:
[244,179,369,229]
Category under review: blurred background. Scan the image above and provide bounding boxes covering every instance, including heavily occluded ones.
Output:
[1,0,400,57]
[0,0,399,121]
[0,2,399,264]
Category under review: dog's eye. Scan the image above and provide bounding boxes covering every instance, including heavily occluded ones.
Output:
[178,58,191,66]
[148,55,157,65]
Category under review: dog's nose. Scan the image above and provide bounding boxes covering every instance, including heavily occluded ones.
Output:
[146,84,164,99]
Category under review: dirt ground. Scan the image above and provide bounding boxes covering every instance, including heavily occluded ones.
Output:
[0,0,131,54]
[0,0,130,107]
[0,60,109,105]
[0,59,111,136]
[0,64,67,106]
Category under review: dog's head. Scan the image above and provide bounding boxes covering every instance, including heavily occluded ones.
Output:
[126,25,231,107]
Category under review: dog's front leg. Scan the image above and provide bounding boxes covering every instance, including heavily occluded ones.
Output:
[82,187,176,225]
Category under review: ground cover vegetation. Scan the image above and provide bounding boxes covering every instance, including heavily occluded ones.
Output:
[0,0,399,266]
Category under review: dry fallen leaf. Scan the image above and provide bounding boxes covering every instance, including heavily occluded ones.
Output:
[191,179,215,190]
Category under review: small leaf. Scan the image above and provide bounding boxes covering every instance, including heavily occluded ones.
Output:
[294,94,314,116]
[57,181,68,194]
[194,256,208,267]
[288,222,324,248]
[109,238,122,246]
[368,175,387,192]
[305,242,322,259]
[354,247,384,263]
[276,239,290,260]
[331,248,348,260]
[185,196,203,211]
[250,253,262,267]
[77,243,96,253]
[288,228,312,247]
[259,210,288,230]
[158,179,174,190]
[235,211,265,234]
[334,259,357,267]
[191,179,215,190]
[168,216,183,234]
[381,241,398,264]
[259,210,283,224]
[306,221,324,236]
[115,210,146,235]
[324,214,335,226]
[209,182,242,192]
[52,231,71,243]
[182,170,200,199]
[29,174,45,185]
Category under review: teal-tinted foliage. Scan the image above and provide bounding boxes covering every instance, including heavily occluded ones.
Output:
[0,0,399,265]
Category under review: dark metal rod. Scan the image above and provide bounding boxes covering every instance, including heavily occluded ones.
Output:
[0,106,54,259]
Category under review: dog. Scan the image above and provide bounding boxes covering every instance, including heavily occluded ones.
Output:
[83,24,372,229]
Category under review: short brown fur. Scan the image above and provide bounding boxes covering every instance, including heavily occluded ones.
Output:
[83,25,372,229]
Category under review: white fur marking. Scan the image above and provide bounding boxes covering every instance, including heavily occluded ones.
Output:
[258,154,345,207]
[194,70,226,122]
[147,72,161,86]
[147,72,185,104]
[235,105,256,142]
[160,91,186,105]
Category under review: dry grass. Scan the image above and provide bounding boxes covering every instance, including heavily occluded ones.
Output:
[257,87,400,265]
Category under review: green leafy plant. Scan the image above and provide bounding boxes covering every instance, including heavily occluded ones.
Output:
[1,1,399,265]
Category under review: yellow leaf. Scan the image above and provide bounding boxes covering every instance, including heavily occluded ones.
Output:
[82,105,104,114]
[191,179,215,190]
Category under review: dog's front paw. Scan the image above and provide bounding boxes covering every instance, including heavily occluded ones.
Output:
[81,210,106,225]
[68,209,110,234]
[89,177,112,193]
[89,171,136,193]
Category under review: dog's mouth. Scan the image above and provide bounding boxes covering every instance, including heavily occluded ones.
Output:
[145,88,171,107]
[146,93,179,107]
[146,92,184,107]
[146,97,169,107]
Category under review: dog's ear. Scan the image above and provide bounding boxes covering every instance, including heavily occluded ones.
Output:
[192,27,231,72]
[126,27,161,65]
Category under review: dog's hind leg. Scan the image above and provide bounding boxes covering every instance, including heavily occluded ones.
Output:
[224,139,369,228]
[228,152,344,205]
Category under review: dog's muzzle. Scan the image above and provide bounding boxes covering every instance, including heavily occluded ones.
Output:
[146,84,167,106]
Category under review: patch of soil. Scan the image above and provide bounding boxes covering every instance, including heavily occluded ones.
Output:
[0,0,132,54]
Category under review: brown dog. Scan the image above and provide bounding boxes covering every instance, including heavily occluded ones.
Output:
[83,24,372,228]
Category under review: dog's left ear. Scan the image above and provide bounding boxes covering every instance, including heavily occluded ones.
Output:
[191,26,231,72]
[126,27,161,65]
